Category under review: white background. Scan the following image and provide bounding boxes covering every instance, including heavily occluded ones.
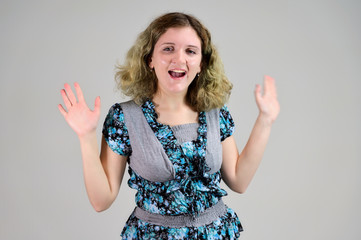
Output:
[1,0,360,239]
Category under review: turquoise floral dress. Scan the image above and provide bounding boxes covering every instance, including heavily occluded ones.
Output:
[103,99,243,239]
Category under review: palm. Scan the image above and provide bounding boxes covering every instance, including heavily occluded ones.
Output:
[255,76,280,124]
[58,83,101,137]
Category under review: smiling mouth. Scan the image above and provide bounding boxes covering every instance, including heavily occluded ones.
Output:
[168,70,186,78]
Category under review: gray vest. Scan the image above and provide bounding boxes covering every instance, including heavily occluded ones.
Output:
[121,100,222,182]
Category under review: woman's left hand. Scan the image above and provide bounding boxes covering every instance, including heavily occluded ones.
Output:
[255,75,280,125]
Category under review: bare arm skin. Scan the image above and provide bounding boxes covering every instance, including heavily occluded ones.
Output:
[221,76,280,193]
[58,83,127,212]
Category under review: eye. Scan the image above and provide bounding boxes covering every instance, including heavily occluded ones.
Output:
[163,46,174,52]
[186,49,197,55]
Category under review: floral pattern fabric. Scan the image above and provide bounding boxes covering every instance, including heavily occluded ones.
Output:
[103,99,242,239]
[122,207,241,240]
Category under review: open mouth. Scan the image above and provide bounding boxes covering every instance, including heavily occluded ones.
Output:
[168,70,186,78]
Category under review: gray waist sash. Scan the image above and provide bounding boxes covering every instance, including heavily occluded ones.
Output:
[133,199,227,228]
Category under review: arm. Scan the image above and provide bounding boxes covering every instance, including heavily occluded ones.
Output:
[58,83,127,212]
[221,76,280,193]
[79,133,127,212]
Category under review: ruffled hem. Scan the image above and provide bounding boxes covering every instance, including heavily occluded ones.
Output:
[121,207,243,240]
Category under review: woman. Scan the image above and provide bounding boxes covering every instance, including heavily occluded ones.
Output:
[58,12,280,239]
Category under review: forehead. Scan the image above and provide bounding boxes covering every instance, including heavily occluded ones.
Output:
[155,27,201,48]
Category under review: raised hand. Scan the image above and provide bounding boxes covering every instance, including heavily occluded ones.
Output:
[254,75,280,124]
[58,83,101,137]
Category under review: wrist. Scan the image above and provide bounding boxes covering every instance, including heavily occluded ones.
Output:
[257,113,275,127]
[78,130,97,142]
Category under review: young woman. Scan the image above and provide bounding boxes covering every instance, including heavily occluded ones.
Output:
[58,12,280,239]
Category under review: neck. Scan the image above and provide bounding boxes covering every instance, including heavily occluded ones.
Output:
[152,91,188,112]
[151,91,198,126]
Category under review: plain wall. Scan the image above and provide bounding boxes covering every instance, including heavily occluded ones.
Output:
[1,0,360,239]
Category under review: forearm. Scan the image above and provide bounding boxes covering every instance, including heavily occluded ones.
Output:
[78,131,114,211]
[235,114,272,192]
[222,76,279,193]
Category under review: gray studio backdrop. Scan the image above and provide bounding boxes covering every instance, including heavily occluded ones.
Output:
[1,0,360,239]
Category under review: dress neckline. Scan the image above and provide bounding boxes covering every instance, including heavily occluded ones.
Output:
[142,99,206,145]
[141,99,210,177]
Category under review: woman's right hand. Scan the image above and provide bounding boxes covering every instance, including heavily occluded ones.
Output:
[58,83,101,137]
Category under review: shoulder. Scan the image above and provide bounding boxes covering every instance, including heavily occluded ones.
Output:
[102,102,132,156]
[219,105,235,141]
[105,100,138,122]
[219,105,233,123]
[103,103,125,126]
[206,105,233,122]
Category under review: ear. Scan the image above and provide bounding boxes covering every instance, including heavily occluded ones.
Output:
[148,57,153,69]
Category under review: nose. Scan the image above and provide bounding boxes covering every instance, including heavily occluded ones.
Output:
[172,49,186,64]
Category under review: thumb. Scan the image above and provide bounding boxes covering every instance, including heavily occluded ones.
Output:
[254,84,262,103]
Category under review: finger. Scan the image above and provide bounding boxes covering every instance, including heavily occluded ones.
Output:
[58,104,67,117]
[264,75,277,97]
[74,82,85,103]
[254,84,262,103]
[60,89,72,109]
[64,83,77,104]
[93,96,101,114]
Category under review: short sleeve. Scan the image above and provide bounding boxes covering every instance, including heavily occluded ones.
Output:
[102,103,132,156]
[219,105,235,141]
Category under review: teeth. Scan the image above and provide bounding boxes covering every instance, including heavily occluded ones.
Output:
[169,70,186,78]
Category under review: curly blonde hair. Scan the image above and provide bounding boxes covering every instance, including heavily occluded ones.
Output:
[115,12,232,112]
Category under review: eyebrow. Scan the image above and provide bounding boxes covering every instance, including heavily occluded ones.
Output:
[160,42,200,49]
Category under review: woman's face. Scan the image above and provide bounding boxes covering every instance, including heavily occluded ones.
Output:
[149,27,202,98]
